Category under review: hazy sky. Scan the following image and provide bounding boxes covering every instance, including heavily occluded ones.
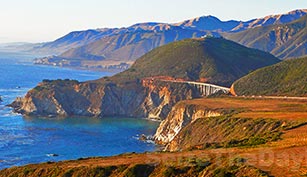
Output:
[0,0,307,43]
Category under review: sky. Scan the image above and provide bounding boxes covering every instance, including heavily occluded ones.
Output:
[0,0,307,43]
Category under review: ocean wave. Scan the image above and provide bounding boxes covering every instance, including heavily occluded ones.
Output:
[133,134,155,144]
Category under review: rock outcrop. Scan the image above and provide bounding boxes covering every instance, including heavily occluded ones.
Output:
[154,102,223,144]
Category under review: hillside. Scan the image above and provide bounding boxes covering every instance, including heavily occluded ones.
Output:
[112,37,280,86]
[0,151,269,177]
[224,14,307,59]
[232,56,307,96]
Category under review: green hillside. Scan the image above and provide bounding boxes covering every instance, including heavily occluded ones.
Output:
[224,15,307,59]
[232,56,307,96]
[110,37,280,87]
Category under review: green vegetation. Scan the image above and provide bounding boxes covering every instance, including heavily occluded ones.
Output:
[233,56,307,96]
[109,37,279,87]
[124,164,155,177]
[171,115,302,151]
[32,79,79,93]
[224,15,307,59]
[224,132,282,148]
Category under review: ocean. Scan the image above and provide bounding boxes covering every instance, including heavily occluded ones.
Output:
[0,52,159,169]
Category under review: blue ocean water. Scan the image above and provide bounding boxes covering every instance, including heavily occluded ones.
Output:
[0,53,159,169]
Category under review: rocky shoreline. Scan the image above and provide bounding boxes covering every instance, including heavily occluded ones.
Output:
[9,79,204,119]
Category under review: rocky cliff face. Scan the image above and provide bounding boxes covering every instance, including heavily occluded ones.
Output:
[10,79,202,119]
[154,102,223,145]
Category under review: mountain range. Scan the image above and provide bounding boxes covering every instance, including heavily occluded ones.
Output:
[224,12,307,59]
[176,9,307,32]
[19,9,307,70]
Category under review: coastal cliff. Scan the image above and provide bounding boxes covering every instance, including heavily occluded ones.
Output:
[10,79,201,119]
[154,102,223,144]
[154,98,307,152]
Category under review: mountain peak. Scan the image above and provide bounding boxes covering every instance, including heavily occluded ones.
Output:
[256,9,307,25]
[195,15,221,21]
[174,15,240,32]
[263,9,307,18]
[128,22,175,32]
[230,9,307,32]
[286,9,307,15]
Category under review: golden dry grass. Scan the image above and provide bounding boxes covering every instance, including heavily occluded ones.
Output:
[183,97,307,121]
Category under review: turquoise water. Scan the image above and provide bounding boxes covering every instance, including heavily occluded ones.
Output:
[0,53,159,169]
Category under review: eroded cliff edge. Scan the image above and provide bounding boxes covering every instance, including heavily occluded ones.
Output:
[154,102,224,144]
[154,98,307,152]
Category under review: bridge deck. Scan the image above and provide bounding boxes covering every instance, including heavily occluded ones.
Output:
[158,79,230,91]
[155,79,230,96]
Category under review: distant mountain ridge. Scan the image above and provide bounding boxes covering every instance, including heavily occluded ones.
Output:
[224,13,307,59]
[24,9,307,69]
[34,26,213,69]
[174,9,307,32]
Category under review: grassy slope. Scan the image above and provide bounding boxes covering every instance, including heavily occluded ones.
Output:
[233,56,307,96]
[167,97,307,151]
[107,37,279,87]
[224,15,307,59]
[0,154,268,177]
